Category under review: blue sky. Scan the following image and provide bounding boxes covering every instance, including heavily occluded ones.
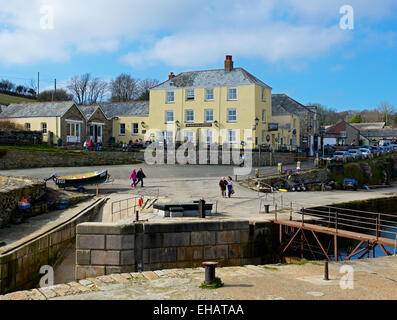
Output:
[0,0,396,111]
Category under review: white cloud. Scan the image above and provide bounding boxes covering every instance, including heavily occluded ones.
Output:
[123,25,349,68]
[0,0,395,67]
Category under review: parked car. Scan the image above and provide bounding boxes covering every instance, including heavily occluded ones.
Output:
[343,179,358,191]
[333,151,352,162]
[370,146,381,155]
[359,148,371,159]
[348,149,363,160]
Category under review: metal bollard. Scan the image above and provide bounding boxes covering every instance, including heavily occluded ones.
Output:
[135,210,139,222]
[203,262,218,284]
[324,261,329,281]
[264,205,270,214]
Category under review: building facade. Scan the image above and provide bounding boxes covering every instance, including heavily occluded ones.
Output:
[147,56,275,149]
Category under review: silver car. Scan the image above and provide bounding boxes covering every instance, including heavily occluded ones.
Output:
[348,149,363,160]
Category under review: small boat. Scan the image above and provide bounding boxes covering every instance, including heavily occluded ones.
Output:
[51,170,109,189]
[17,199,31,210]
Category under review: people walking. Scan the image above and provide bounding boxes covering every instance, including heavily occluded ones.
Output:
[137,168,146,187]
[219,177,227,198]
[130,169,137,189]
[227,176,234,198]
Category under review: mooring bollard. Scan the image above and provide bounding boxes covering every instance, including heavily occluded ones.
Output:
[264,204,270,214]
[203,262,218,284]
[324,261,329,281]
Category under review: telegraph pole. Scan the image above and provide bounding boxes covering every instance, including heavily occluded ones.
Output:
[37,72,40,97]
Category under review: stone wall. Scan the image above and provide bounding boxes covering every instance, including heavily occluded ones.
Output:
[75,219,272,280]
[0,149,143,170]
[0,176,46,227]
[0,198,107,294]
[245,168,329,191]
[0,130,42,145]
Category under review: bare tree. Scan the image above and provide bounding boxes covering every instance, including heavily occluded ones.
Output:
[377,101,395,125]
[110,74,140,102]
[87,78,108,104]
[137,79,160,100]
[67,73,91,104]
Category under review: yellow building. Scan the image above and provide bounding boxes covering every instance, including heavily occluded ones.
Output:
[146,56,278,148]
[272,94,319,154]
[98,101,150,144]
[0,101,86,144]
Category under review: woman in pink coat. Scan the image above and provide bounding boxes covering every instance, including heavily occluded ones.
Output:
[130,170,137,189]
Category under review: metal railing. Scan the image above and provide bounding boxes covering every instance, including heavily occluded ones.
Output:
[295,206,397,241]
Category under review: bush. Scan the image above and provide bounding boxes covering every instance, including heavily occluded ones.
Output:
[0,120,24,131]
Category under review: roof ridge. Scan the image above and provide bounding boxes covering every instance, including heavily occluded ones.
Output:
[99,100,149,105]
[9,100,75,106]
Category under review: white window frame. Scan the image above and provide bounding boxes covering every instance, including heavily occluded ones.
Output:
[261,88,266,102]
[166,91,175,104]
[119,123,126,136]
[205,130,213,144]
[184,130,194,143]
[205,88,214,101]
[186,89,195,101]
[227,108,237,122]
[293,119,296,130]
[132,123,139,135]
[205,109,214,123]
[228,87,238,101]
[185,110,194,123]
[41,123,47,135]
[25,123,31,131]
[228,130,237,144]
[165,110,175,124]
[262,130,265,145]
[262,109,266,123]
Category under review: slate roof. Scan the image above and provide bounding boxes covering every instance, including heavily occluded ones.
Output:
[151,68,272,90]
[0,101,77,118]
[272,94,313,117]
[360,129,397,138]
[98,101,149,118]
[350,122,386,130]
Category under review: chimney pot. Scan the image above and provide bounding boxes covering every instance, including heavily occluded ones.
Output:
[224,55,234,72]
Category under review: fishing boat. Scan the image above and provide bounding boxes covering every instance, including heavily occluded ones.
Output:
[49,170,109,189]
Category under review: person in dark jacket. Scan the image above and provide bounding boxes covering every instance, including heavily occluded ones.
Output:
[219,177,227,198]
[137,168,146,187]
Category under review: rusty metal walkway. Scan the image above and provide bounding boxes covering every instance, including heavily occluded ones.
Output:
[273,205,397,262]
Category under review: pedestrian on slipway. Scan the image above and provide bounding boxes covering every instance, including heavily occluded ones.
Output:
[219,177,227,198]
[137,168,146,188]
[227,176,234,198]
[130,169,137,189]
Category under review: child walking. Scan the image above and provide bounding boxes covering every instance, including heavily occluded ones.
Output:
[130,169,137,189]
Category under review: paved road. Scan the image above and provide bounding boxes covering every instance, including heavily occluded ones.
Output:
[6,256,397,300]
[0,162,314,182]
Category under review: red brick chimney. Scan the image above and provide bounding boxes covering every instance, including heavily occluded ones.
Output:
[168,72,175,80]
[224,55,234,72]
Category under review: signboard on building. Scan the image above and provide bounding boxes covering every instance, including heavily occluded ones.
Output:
[185,123,213,128]
[268,123,279,132]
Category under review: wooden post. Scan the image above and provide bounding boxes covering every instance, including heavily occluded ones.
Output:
[275,204,278,221]
[290,202,293,221]
[96,185,99,196]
